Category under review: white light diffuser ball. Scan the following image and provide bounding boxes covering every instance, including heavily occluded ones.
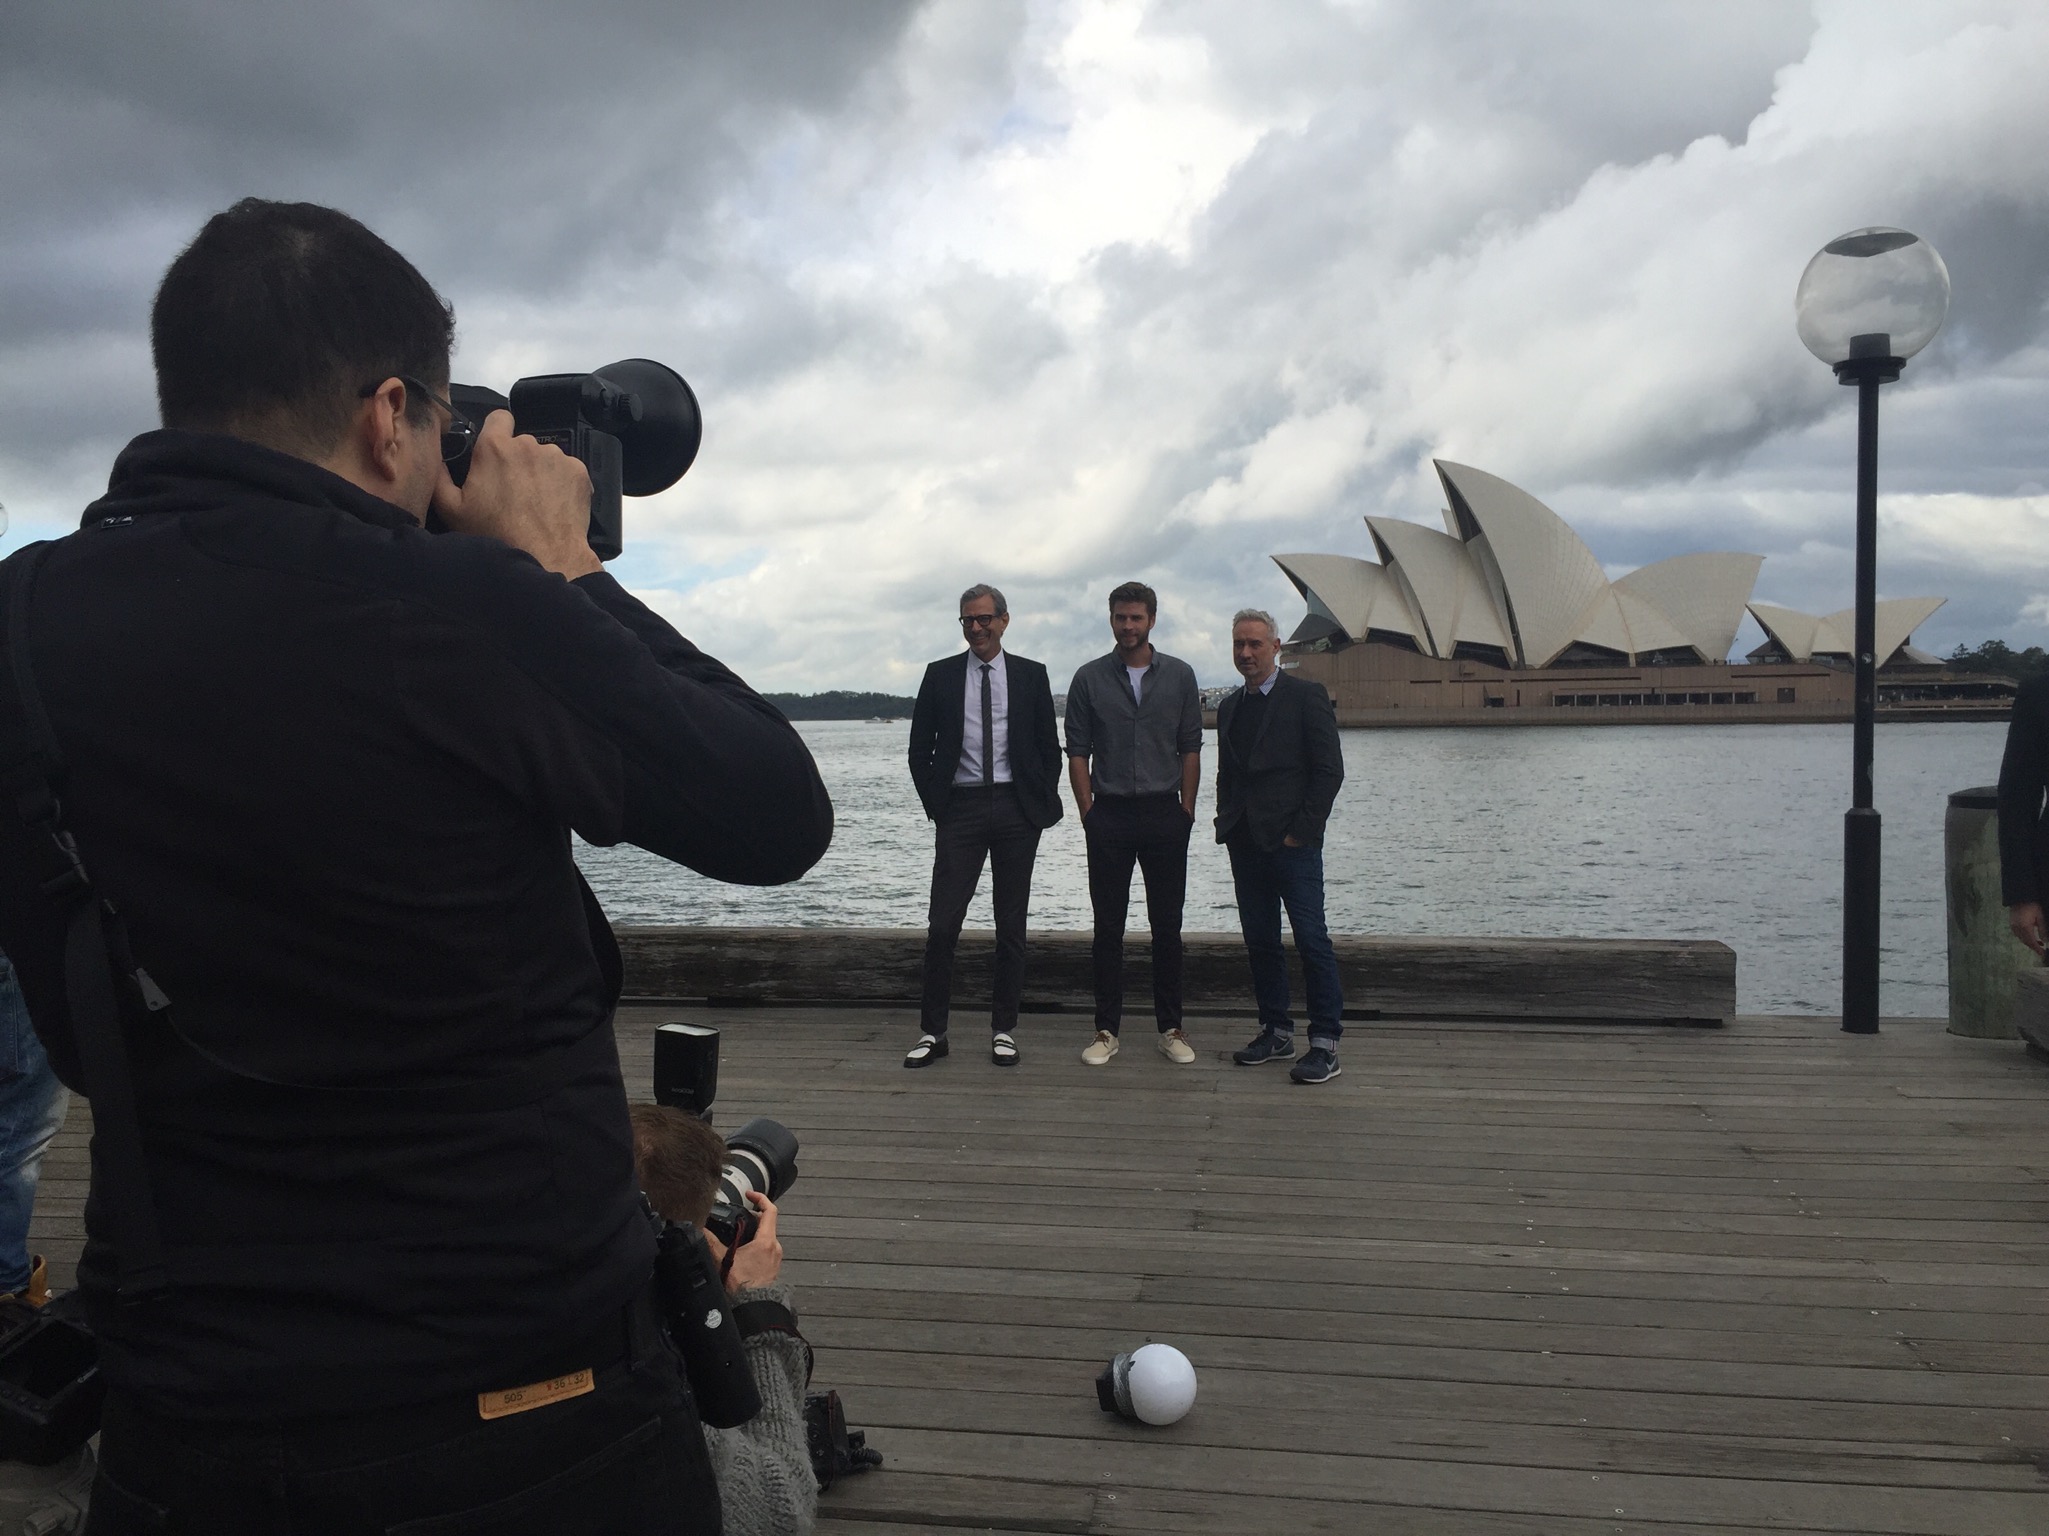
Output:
[1795,227,1950,366]
[1125,1343,1197,1425]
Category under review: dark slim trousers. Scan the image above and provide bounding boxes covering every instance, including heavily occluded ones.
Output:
[1226,835,1344,1046]
[1084,793,1191,1034]
[920,783,1042,1037]
[85,1294,720,1536]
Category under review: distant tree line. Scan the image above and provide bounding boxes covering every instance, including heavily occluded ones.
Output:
[764,690,916,720]
[1947,640,2049,682]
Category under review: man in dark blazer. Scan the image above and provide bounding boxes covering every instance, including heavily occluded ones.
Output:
[1997,674,2049,956]
[903,583,1063,1066]
[1215,608,1347,1084]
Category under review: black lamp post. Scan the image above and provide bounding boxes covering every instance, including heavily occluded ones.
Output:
[1795,227,1950,1034]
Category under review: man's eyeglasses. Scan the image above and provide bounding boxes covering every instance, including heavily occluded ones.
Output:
[358,376,477,463]
[959,613,1003,629]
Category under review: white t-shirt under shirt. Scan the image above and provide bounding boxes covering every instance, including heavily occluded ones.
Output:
[1126,665,1147,704]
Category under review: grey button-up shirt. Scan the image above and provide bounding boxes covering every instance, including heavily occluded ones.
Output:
[1064,649,1203,797]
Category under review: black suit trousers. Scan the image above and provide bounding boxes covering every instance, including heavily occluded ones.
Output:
[921,784,1042,1036]
[1084,793,1190,1033]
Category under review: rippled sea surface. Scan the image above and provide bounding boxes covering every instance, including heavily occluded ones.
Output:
[577,719,2012,1016]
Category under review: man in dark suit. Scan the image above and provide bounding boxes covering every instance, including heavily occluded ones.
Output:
[1215,608,1347,1084]
[1997,675,2049,955]
[904,584,1063,1066]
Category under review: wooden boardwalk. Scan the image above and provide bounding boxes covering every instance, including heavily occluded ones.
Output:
[30,1006,2049,1533]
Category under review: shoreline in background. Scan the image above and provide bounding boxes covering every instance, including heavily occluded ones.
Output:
[765,689,913,721]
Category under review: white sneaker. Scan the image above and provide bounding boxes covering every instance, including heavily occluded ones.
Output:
[1081,1030,1120,1065]
[1157,1029,1196,1064]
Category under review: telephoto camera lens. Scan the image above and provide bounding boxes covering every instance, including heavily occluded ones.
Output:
[704,1117,799,1249]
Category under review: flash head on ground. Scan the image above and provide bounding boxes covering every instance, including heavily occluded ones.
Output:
[1095,1343,1197,1426]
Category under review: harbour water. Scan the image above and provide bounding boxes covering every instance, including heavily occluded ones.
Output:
[576,719,2014,1016]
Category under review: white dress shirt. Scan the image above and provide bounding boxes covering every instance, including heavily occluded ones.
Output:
[954,650,1013,785]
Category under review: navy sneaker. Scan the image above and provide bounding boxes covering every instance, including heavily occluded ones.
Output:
[1232,1029,1297,1066]
[1289,1046,1341,1084]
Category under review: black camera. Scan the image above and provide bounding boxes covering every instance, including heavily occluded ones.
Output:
[706,1118,799,1250]
[651,1022,800,1252]
[447,359,702,561]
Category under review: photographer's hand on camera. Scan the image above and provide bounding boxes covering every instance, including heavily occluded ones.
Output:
[432,410,602,579]
[705,1192,783,1295]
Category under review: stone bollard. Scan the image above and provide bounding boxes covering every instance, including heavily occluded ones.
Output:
[1945,786,2038,1039]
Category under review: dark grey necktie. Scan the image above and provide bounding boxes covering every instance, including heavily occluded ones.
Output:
[980,663,994,785]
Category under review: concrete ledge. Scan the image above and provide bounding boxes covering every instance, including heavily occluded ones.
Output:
[615,927,1736,1025]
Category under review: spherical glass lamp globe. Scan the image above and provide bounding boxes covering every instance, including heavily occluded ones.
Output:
[1795,227,1950,367]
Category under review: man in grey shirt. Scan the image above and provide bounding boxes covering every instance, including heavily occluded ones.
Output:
[1064,581,1204,1066]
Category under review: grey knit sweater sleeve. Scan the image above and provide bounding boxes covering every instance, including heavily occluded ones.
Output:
[703,1282,817,1536]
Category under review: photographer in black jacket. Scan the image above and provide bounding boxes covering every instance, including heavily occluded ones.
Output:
[0,199,832,1533]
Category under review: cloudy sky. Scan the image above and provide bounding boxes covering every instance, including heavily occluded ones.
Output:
[4,0,2046,690]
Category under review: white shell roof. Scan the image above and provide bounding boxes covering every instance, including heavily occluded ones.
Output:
[1434,460,1613,667]
[1365,516,1510,657]
[1275,462,1940,673]
[1271,554,1422,645]
[1748,602,1826,659]
[1570,588,1637,657]
[1838,597,1945,664]
[1747,596,1945,663]
[1559,586,1693,659]
[1614,553,1764,663]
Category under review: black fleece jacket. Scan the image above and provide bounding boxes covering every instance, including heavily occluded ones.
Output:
[0,430,832,1419]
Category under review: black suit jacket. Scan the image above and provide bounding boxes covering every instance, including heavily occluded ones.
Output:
[1997,675,2049,905]
[908,651,1064,829]
[1214,669,1344,850]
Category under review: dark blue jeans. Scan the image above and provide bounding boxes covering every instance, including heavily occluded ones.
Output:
[1226,838,1343,1047]
[0,950,68,1293]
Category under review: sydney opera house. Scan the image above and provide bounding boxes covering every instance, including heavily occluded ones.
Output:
[1272,461,1998,724]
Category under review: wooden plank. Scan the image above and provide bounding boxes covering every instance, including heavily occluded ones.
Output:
[801,1271,2049,1347]
[29,1003,2049,1532]
[853,1427,2049,1535]
[615,926,1738,1023]
[821,1382,2045,1491]
[794,1285,2042,1370]
[796,1317,2049,1411]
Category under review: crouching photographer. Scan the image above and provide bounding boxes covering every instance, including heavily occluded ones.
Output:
[632,1105,816,1536]
[0,198,833,1533]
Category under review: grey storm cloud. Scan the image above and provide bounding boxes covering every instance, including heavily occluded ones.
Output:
[0,0,924,455]
[4,0,2048,687]
[1,1,923,289]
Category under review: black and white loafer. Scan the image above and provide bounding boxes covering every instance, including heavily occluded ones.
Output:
[903,1034,948,1068]
[991,1032,1020,1067]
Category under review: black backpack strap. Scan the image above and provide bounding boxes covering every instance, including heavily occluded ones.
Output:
[0,545,171,1300]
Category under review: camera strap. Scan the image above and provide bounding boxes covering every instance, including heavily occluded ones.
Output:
[0,542,172,1301]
